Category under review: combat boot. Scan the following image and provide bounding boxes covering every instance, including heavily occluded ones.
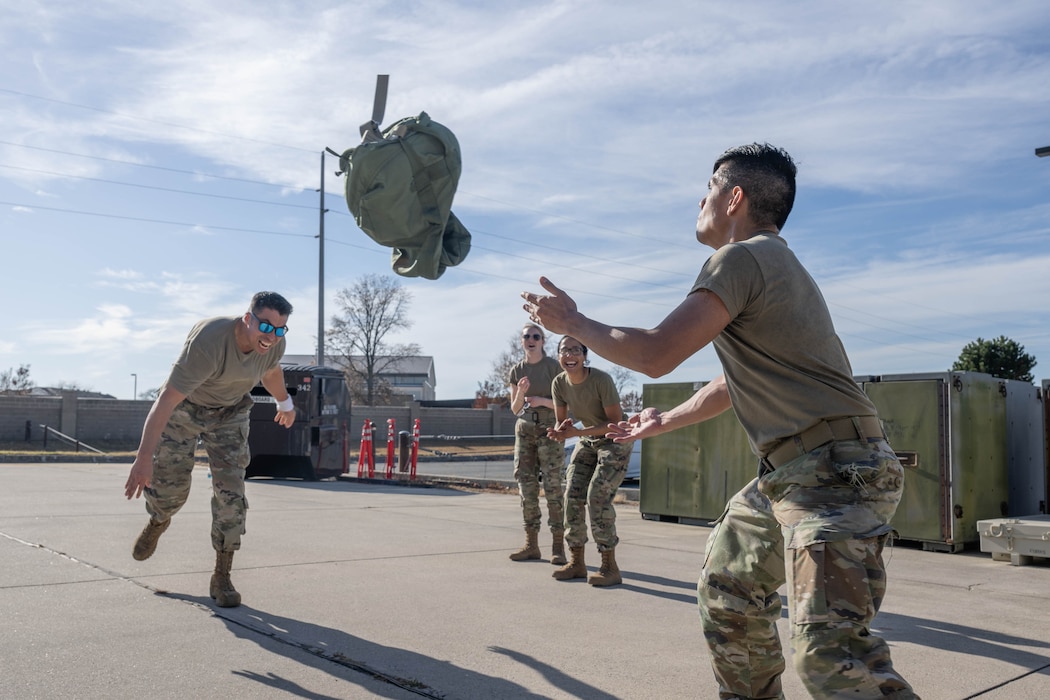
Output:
[552,546,586,580]
[588,548,622,587]
[210,551,242,608]
[132,518,171,561]
[550,530,567,565]
[509,528,541,561]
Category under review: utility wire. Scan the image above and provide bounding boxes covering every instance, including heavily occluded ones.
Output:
[0,163,323,211]
[0,200,314,239]
[0,90,1009,349]
[0,88,316,153]
[0,139,310,191]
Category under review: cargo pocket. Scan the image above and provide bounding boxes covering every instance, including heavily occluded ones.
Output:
[789,541,828,625]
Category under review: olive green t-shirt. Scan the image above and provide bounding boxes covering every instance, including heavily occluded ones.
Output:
[507,355,561,420]
[690,233,876,455]
[165,316,285,408]
[551,367,620,428]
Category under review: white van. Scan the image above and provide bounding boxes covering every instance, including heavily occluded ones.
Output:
[562,435,641,482]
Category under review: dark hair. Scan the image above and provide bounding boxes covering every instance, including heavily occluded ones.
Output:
[251,291,293,317]
[712,143,797,229]
[558,336,588,357]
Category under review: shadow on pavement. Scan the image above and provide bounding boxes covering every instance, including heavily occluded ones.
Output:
[245,477,473,497]
[163,593,593,699]
[875,609,1050,671]
[488,646,620,700]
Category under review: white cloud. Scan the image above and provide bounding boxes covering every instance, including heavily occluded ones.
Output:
[2,0,1049,398]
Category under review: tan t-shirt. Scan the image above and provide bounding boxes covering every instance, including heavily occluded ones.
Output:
[551,367,621,428]
[690,233,875,455]
[507,355,561,420]
[165,316,285,408]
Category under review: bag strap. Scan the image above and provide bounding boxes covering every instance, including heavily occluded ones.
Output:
[359,74,390,142]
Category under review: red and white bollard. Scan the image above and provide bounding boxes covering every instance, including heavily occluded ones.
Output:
[385,418,396,479]
[357,419,375,478]
[410,418,420,480]
[342,421,349,474]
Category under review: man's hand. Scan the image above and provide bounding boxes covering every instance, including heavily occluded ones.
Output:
[521,277,580,335]
[606,407,664,443]
[124,456,153,500]
[275,409,296,428]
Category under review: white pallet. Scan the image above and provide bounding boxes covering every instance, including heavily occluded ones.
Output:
[977,515,1050,566]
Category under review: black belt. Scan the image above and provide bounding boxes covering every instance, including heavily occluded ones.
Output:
[763,416,884,469]
[518,410,551,425]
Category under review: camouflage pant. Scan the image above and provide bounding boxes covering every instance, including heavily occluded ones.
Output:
[698,438,918,699]
[513,418,565,532]
[564,437,631,551]
[144,396,253,553]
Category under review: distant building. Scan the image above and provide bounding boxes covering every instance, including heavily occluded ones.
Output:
[21,387,117,399]
[280,354,436,401]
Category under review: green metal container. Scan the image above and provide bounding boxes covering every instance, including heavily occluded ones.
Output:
[639,372,1024,552]
[861,372,1009,551]
[639,382,755,523]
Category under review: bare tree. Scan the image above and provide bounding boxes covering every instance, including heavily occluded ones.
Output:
[54,380,93,392]
[0,364,33,394]
[604,364,642,413]
[327,274,422,406]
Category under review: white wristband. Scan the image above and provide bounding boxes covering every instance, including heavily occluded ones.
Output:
[276,396,294,412]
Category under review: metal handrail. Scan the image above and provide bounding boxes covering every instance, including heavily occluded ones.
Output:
[39,424,106,454]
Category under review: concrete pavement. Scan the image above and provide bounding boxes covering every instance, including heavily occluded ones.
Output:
[1,462,1048,699]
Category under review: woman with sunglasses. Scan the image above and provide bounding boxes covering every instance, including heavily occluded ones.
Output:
[506,324,567,565]
[548,336,632,586]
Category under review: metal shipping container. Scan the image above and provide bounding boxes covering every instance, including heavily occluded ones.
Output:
[1003,379,1045,516]
[859,372,1010,552]
[639,381,755,523]
[1043,379,1050,513]
[246,364,352,480]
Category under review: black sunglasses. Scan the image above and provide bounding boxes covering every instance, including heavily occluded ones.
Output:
[252,311,289,337]
[522,333,543,341]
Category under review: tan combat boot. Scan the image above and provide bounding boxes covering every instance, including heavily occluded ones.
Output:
[509,529,541,561]
[552,546,586,580]
[550,530,567,565]
[588,548,622,587]
[210,551,242,608]
[132,518,171,561]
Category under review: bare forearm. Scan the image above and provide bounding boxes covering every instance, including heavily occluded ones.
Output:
[509,385,525,414]
[660,375,732,431]
[135,388,184,459]
[261,367,290,401]
[523,279,730,378]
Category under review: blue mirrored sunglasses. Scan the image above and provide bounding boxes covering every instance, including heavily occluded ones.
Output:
[252,312,288,337]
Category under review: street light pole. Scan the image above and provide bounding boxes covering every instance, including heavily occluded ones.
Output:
[317,151,328,366]
[131,373,137,400]
[1036,146,1050,158]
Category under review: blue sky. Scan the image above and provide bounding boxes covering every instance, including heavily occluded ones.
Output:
[2,1,1049,401]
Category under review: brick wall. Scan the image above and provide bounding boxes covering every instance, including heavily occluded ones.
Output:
[0,394,514,446]
[350,404,516,438]
[0,396,63,442]
[76,399,152,442]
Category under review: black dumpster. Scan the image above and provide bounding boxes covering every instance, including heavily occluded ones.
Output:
[246,364,352,480]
